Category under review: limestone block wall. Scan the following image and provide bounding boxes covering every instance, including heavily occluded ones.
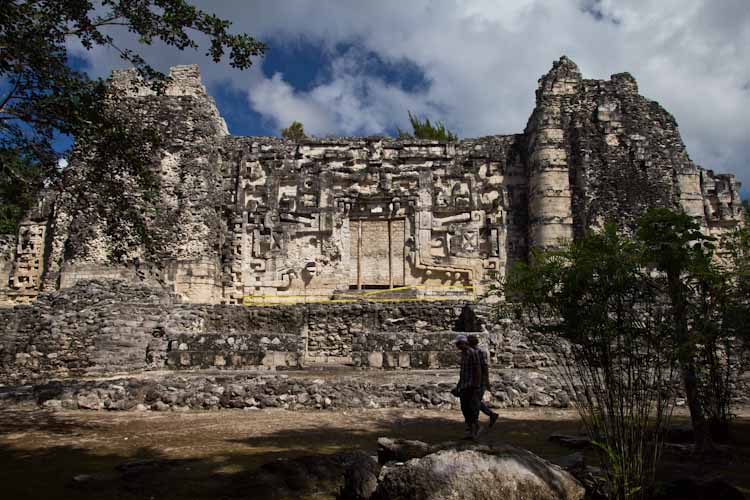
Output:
[164,333,303,370]
[353,332,475,369]
[350,317,554,370]
[305,303,466,362]
[526,56,577,249]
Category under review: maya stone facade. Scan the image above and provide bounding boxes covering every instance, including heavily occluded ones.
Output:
[0,57,744,305]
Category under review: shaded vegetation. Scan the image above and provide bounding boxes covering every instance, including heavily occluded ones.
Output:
[0,150,42,234]
[505,224,677,499]
[502,209,750,499]
[0,0,265,236]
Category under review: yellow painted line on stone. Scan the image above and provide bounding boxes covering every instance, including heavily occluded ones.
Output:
[242,285,476,306]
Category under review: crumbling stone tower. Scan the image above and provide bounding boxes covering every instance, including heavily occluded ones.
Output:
[0,57,744,305]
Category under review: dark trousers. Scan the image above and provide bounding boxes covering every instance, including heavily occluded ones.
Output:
[459,387,481,426]
[479,386,492,416]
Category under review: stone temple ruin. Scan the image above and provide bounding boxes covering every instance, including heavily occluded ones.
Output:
[0,56,744,306]
[0,57,746,384]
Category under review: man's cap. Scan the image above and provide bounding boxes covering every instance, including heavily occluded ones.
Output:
[454,334,468,344]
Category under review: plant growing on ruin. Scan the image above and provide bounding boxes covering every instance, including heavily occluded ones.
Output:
[0,0,265,234]
[281,121,307,141]
[397,111,458,142]
[506,224,678,500]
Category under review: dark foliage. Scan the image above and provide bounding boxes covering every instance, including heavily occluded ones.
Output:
[0,0,265,234]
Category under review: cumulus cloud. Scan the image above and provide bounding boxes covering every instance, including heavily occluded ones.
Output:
[249,73,334,134]
[247,48,442,136]
[68,0,750,194]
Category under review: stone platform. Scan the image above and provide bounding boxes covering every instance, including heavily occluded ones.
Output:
[1,279,543,385]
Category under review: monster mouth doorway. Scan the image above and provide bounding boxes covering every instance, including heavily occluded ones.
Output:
[349,219,405,289]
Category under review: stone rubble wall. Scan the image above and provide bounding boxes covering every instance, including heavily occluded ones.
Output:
[525,57,744,247]
[41,65,231,304]
[3,368,748,412]
[306,303,464,362]
[3,371,574,412]
[0,280,486,384]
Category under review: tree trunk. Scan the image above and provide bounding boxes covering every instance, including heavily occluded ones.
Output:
[669,272,715,453]
[680,362,714,453]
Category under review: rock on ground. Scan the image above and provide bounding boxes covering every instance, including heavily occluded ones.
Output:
[372,441,585,500]
[338,452,380,500]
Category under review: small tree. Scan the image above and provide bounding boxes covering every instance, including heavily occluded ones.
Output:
[699,225,750,439]
[637,209,720,451]
[397,111,458,142]
[281,121,307,141]
[506,224,677,500]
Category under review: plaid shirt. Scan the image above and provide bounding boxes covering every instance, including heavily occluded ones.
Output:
[477,348,490,388]
[457,347,481,391]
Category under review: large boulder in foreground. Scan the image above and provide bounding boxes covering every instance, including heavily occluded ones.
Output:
[372,441,585,500]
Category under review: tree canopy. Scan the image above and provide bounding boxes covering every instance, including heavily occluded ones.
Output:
[0,0,265,234]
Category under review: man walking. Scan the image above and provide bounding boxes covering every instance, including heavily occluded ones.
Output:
[451,335,482,439]
[468,334,499,427]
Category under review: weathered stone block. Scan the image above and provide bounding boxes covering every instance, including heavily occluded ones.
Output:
[179,352,191,366]
[398,352,411,368]
[383,352,398,369]
[367,352,383,368]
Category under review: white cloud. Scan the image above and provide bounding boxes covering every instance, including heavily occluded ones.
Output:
[248,73,334,134]
[246,47,444,136]
[69,0,750,194]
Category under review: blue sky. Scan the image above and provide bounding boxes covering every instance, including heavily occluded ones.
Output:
[66,0,749,198]
[210,39,431,138]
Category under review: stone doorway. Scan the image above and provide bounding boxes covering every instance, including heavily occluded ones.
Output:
[349,219,405,289]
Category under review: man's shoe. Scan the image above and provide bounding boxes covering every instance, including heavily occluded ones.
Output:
[471,422,480,440]
[489,412,499,427]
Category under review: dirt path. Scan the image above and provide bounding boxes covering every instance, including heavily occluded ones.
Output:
[1,405,748,499]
